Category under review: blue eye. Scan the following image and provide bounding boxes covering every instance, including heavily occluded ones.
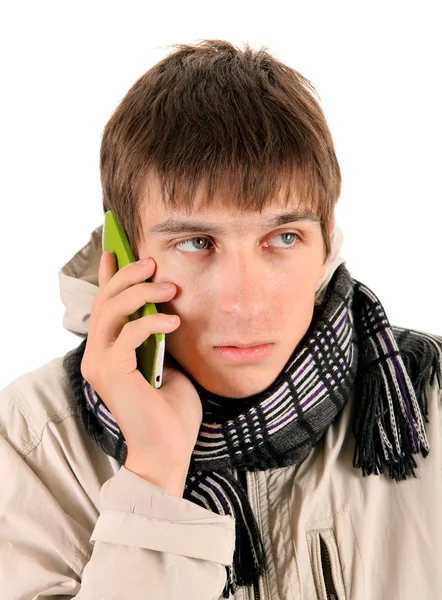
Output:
[174,237,210,252]
[271,232,298,247]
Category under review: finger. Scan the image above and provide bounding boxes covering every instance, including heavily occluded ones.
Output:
[101,256,158,304]
[97,281,177,344]
[113,313,180,373]
[98,251,117,291]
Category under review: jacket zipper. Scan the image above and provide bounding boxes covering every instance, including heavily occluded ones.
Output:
[320,536,338,600]
[238,469,263,600]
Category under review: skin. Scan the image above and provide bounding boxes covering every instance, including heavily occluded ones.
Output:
[137,177,335,399]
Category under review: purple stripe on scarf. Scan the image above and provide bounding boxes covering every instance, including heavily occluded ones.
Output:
[268,381,327,433]
[84,383,120,433]
[200,477,231,514]
[336,309,347,331]
[379,327,419,449]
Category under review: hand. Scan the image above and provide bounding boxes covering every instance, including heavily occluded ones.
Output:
[81,252,203,492]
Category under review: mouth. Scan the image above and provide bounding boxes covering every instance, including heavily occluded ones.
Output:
[215,341,272,349]
[212,343,274,364]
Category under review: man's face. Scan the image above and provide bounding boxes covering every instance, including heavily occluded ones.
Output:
[137,182,333,399]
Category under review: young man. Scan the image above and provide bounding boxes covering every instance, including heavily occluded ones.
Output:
[1,40,441,600]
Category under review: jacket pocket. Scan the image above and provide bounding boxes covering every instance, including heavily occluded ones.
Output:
[306,528,346,600]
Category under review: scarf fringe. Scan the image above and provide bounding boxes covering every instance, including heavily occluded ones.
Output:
[351,284,442,481]
[397,329,442,414]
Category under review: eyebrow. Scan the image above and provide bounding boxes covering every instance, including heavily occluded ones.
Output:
[146,209,320,236]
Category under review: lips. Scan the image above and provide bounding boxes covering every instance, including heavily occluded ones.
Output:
[212,343,273,363]
[215,342,271,349]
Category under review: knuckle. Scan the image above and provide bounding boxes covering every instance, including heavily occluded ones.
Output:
[123,317,140,334]
[100,296,116,321]
[91,293,101,312]
[133,282,153,305]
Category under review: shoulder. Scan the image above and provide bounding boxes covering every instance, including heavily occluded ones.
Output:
[0,353,80,457]
[392,325,442,396]
[392,325,442,354]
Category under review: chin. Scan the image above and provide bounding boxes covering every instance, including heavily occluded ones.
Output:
[167,342,289,398]
[197,366,278,399]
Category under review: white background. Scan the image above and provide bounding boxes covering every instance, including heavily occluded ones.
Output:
[1,1,441,389]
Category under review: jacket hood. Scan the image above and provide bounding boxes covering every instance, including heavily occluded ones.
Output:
[58,222,346,339]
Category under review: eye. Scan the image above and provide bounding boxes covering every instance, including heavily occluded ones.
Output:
[268,232,299,248]
[174,237,211,252]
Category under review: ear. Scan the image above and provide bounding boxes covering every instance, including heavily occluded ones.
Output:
[330,217,335,236]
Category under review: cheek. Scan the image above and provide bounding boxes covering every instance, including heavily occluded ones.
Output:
[279,267,322,316]
[154,253,322,317]
[155,274,207,317]
[276,275,314,311]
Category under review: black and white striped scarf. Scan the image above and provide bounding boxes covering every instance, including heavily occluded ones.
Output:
[63,263,442,599]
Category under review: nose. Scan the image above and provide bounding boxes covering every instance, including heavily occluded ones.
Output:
[215,251,269,318]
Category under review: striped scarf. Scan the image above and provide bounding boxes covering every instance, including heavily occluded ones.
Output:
[63,263,442,599]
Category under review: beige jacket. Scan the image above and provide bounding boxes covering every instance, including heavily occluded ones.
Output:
[1,224,441,600]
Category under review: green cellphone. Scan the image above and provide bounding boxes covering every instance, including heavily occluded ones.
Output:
[102,210,165,388]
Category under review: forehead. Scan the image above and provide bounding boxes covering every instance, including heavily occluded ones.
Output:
[140,172,320,233]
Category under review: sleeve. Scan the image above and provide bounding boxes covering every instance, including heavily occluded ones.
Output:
[81,466,236,600]
[0,397,235,599]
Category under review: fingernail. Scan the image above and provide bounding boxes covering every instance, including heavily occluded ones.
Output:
[160,282,173,289]
[137,258,152,265]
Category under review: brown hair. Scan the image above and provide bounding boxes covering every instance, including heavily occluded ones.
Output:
[100,39,341,262]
